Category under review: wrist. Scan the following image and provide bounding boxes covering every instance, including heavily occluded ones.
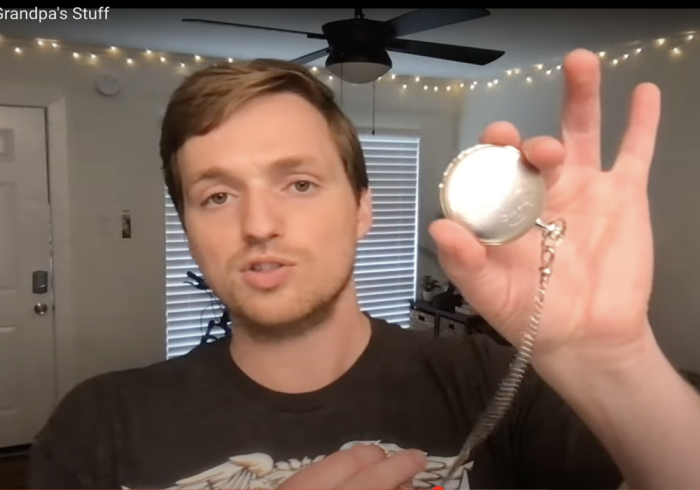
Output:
[532,328,667,410]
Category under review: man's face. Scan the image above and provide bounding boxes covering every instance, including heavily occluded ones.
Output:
[178,93,372,340]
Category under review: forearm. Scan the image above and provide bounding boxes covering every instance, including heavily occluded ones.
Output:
[536,332,700,489]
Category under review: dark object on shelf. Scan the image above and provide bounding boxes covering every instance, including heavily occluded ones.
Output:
[431,282,463,311]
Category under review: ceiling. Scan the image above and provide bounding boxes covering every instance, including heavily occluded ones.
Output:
[1,9,699,80]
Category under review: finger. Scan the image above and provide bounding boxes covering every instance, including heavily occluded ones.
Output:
[337,450,427,490]
[399,479,415,489]
[429,219,489,280]
[479,120,521,148]
[613,82,661,187]
[521,135,566,188]
[561,49,602,169]
[279,445,386,489]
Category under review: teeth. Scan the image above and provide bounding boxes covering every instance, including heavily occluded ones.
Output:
[252,263,281,272]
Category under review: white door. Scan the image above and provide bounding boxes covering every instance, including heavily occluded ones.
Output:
[0,105,56,448]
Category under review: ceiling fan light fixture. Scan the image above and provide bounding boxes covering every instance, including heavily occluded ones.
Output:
[325,48,392,84]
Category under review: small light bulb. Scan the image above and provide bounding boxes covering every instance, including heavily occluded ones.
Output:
[506,70,512,75]
[14,47,21,53]
[488,82,493,87]
[687,34,694,41]
[657,38,665,45]
[470,85,475,90]
[473,81,477,86]
[433,86,438,91]
[636,47,642,54]
[446,86,451,91]
[423,85,427,90]
[180,62,185,67]
[126,58,133,64]
[311,66,318,72]
[460,83,464,88]
[51,42,58,48]
[612,59,619,65]
[493,79,498,84]
[526,77,532,83]
[623,54,629,59]
[90,53,96,59]
[328,75,333,80]
[556,65,562,70]
[228,57,233,62]
[73,52,79,58]
[415,76,420,82]
[673,47,681,54]
[194,55,201,61]
[110,46,116,51]
[535,64,543,70]
[145,49,152,54]
[160,56,166,62]
[514,68,520,74]
[402,84,407,89]
[391,74,396,79]
[599,51,606,58]
[377,76,382,81]
[37,40,44,46]
[546,69,552,75]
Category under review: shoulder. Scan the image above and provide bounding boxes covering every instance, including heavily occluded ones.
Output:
[40,339,226,437]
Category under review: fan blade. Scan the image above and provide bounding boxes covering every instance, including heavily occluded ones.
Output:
[387,38,504,66]
[182,18,324,38]
[385,9,490,38]
[290,48,330,65]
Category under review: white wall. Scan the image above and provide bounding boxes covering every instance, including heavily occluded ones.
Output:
[0,37,464,394]
[458,36,700,372]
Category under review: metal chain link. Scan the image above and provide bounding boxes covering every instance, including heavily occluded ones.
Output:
[440,219,567,485]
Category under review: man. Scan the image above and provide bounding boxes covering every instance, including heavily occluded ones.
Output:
[28,48,700,489]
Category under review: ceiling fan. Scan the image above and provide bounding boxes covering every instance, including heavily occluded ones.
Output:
[182,8,505,84]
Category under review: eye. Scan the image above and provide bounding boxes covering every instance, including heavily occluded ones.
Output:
[292,180,315,193]
[207,193,228,205]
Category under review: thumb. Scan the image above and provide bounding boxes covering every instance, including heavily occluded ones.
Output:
[428,219,488,285]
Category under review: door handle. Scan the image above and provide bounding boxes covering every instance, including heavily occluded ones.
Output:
[32,271,48,294]
[34,303,48,315]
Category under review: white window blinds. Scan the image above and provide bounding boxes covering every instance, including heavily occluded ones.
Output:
[165,132,420,358]
[354,132,420,326]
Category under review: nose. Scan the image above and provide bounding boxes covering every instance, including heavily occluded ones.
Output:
[239,188,282,245]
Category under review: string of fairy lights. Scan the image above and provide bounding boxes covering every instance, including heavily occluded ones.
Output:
[0,28,696,95]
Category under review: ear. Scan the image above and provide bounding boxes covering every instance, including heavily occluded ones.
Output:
[356,188,373,239]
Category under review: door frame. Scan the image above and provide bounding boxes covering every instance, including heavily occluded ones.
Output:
[0,84,75,402]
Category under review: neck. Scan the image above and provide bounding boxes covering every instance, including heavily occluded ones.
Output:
[229,289,371,394]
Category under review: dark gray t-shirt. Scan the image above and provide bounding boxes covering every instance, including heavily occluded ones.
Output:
[28,318,622,489]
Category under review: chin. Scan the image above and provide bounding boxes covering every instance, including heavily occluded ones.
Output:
[225,277,353,341]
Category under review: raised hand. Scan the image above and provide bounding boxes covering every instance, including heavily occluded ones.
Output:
[429,49,661,364]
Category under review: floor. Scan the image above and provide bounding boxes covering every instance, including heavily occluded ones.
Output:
[0,445,29,489]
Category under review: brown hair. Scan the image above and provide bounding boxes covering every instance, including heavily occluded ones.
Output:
[160,59,369,220]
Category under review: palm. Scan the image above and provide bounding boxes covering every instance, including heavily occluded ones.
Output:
[430,50,660,358]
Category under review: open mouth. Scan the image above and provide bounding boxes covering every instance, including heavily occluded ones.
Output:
[242,258,294,290]
[250,262,283,272]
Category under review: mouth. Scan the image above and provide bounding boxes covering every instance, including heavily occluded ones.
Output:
[241,256,295,290]
[243,257,294,272]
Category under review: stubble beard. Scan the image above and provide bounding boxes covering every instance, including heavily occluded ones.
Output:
[222,260,356,343]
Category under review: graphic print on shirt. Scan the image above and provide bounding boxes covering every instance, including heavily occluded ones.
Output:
[121,440,474,490]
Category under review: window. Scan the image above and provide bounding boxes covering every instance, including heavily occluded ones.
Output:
[354,132,420,326]
[164,132,420,358]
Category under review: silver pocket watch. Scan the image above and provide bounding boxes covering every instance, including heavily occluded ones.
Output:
[439,144,551,245]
